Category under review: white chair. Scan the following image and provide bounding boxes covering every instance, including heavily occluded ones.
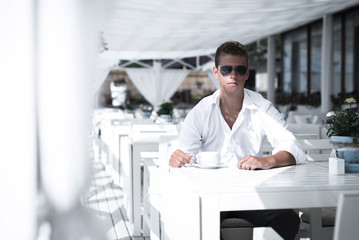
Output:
[294,133,319,139]
[297,138,335,239]
[220,219,254,240]
[144,134,179,240]
[333,192,359,240]
[262,134,328,157]
[263,136,334,239]
[297,139,332,154]
[300,208,335,240]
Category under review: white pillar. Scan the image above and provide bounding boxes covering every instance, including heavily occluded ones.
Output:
[37,0,98,212]
[321,14,333,113]
[267,35,276,103]
[153,61,162,108]
[0,1,37,239]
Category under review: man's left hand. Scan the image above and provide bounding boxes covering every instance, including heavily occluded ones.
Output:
[237,155,273,170]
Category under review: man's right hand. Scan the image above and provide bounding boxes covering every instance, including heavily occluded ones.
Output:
[169,149,192,168]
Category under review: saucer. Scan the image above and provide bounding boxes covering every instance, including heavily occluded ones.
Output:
[192,163,225,169]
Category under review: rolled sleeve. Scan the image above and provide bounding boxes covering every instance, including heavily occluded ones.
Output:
[261,103,306,164]
[272,140,306,164]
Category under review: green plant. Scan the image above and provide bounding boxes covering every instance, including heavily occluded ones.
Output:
[113,79,126,86]
[157,101,173,116]
[195,80,204,89]
[126,103,136,111]
[116,104,126,110]
[331,93,359,110]
[327,98,359,144]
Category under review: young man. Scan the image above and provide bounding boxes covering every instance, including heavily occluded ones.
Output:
[169,41,306,239]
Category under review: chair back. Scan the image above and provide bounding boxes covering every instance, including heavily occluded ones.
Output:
[333,192,359,240]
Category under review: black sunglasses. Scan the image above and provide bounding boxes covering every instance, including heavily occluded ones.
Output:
[219,65,247,76]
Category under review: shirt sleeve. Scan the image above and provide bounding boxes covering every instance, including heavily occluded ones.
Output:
[261,103,306,164]
[178,108,203,155]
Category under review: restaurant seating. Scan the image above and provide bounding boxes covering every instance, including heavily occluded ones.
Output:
[333,192,359,240]
[296,138,334,239]
[142,157,160,238]
[300,191,359,240]
[262,134,329,157]
[220,219,254,239]
[262,134,335,239]
[105,111,335,239]
[142,134,179,239]
[297,139,332,154]
[300,208,335,240]
[144,134,258,239]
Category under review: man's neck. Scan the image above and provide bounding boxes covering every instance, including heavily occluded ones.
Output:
[219,90,244,129]
[219,90,244,112]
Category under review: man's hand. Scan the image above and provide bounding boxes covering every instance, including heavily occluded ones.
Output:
[169,149,192,168]
[237,151,296,170]
[237,155,273,170]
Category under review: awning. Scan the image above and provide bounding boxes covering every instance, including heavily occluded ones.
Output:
[99,0,359,60]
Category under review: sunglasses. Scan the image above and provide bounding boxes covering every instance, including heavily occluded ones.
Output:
[219,65,247,76]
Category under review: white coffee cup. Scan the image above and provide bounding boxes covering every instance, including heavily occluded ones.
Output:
[196,151,220,165]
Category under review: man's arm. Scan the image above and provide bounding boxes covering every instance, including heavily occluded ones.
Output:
[237,151,296,170]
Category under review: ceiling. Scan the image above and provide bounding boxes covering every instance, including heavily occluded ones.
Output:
[99,0,359,61]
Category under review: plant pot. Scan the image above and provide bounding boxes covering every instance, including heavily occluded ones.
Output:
[331,136,359,149]
[158,114,172,123]
[336,148,359,173]
[141,111,151,118]
[332,136,359,173]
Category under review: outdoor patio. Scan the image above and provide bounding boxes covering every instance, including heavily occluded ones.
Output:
[83,161,149,240]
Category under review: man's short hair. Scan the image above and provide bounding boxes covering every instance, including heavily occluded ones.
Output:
[215,41,249,68]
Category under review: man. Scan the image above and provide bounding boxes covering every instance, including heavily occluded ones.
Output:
[169,41,306,239]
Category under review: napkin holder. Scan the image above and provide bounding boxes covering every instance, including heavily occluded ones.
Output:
[329,157,345,175]
[329,149,345,175]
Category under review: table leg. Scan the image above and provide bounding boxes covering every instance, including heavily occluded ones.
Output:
[201,194,220,240]
[309,208,323,240]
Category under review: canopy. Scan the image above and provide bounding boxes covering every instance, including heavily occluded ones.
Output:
[99,0,359,61]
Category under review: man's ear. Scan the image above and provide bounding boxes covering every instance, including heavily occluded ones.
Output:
[244,68,250,81]
[213,66,219,80]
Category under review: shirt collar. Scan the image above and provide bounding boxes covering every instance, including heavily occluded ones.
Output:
[242,89,257,110]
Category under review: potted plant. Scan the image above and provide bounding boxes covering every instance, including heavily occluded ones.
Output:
[195,80,204,89]
[326,97,359,172]
[156,100,173,122]
[141,105,153,118]
[126,102,136,112]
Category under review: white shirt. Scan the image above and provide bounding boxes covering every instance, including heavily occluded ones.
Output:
[179,89,306,165]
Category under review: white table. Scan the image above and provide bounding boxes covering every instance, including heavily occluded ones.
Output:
[122,123,179,236]
[165,162,359,240]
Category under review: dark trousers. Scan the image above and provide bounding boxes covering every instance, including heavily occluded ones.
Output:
[221,209,300,240]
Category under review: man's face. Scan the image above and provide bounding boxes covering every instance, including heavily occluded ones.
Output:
[213,54,249,95]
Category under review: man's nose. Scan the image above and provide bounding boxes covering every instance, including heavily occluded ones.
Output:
[229,68,237,76]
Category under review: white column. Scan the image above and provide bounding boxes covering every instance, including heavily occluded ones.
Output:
[267,35,276,103]
[154,61,162,108]
[321,14,333,113]
[0,1,37,239]
[37,0,98,212]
